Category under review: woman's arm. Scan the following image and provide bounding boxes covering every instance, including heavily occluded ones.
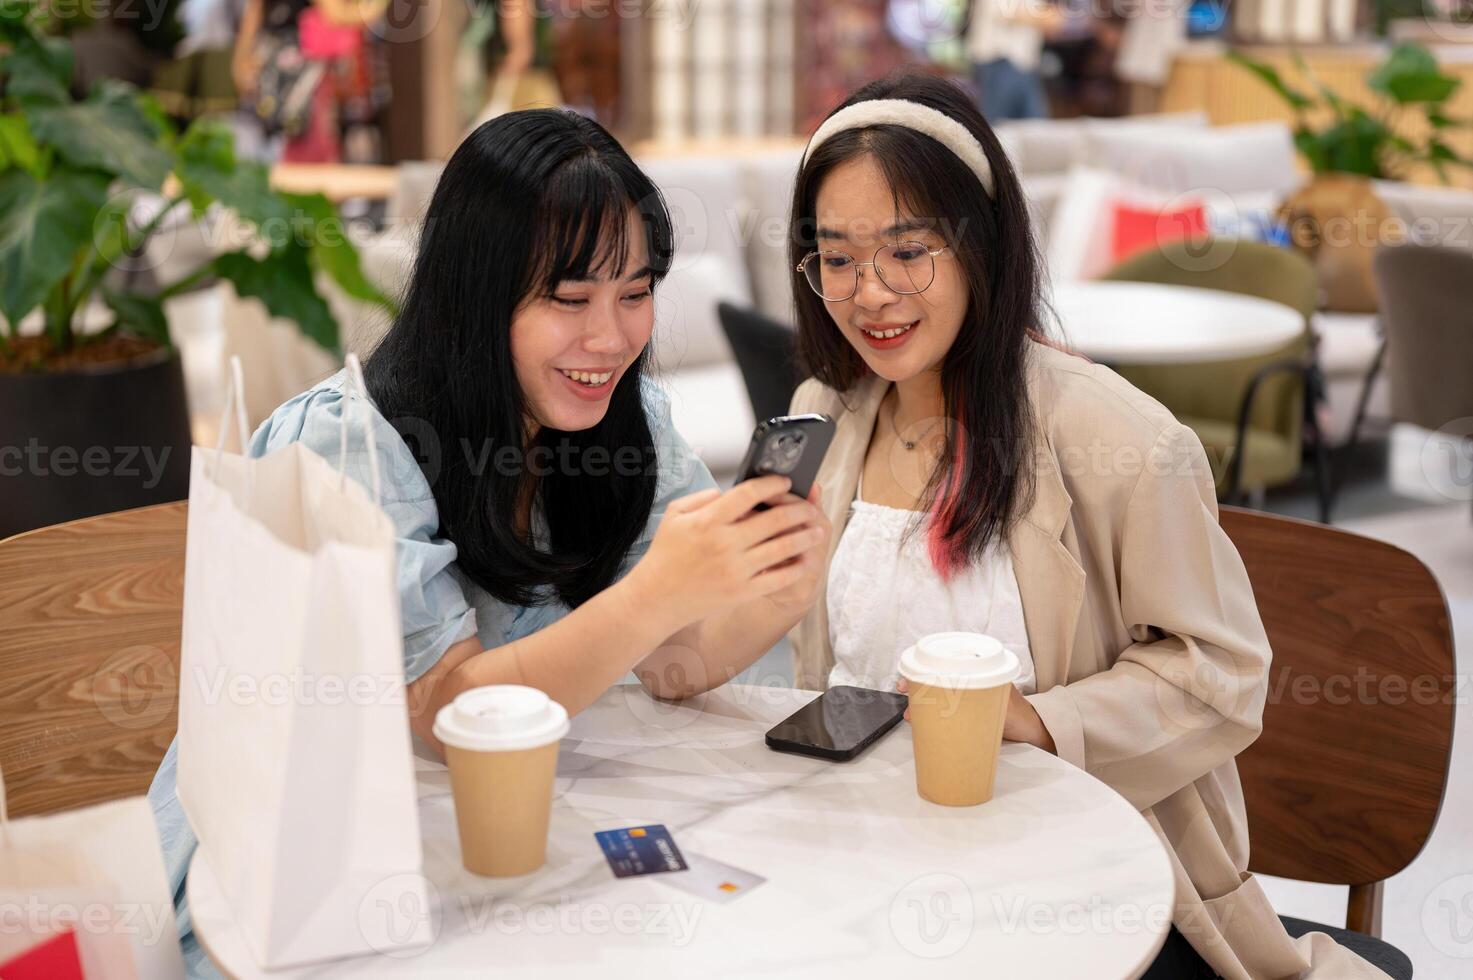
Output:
[315,0,390,27]
[991,0,1067,34]
[634,485,830,699]
[232,0,265,97]
[407,476,821,755]
[497,0,535,77]
[407,564,683,753]
[1024,423,1272,811]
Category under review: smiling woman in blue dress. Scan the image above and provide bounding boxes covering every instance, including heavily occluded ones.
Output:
[148,108,829,977]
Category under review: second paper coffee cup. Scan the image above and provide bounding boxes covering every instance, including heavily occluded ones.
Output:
[899,632,1020,807]
[433,685,570,877]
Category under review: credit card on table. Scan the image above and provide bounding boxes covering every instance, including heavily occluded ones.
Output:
[658,851,767,904]
[594,825,688,878]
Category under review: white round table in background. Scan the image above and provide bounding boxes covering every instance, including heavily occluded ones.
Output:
[1048,280,1304,364]
[189,684,1174,979]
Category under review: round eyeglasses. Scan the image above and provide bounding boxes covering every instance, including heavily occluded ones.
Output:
[796,242,953,302]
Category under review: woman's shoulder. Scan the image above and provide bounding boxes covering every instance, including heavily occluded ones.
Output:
[251,370,370,453]
[1025,339,1190,452]
[790,374,883,418]
[249,369,437,506]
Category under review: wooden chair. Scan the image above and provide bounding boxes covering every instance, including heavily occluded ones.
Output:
[1221,506,1456,978]
[0,502,186,818]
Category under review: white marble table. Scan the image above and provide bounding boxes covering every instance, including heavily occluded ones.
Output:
[189,684,1174,978]
[1049,280,1304,364]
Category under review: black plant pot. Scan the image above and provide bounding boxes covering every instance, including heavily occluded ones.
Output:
[0,346,193,540]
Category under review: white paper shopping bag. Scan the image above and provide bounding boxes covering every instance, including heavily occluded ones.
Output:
[175,356,431,969]
[0,770,185,979]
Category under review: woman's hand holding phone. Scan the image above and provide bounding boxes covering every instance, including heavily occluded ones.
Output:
[746,481,830,617]
[629,475,829,631]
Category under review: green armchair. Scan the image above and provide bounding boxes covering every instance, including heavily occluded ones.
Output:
[1101,239,1332,522]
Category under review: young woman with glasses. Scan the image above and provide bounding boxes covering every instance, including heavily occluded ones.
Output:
[784,71,1387,980]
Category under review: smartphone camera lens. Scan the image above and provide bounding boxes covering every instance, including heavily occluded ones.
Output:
[758,431,806,474]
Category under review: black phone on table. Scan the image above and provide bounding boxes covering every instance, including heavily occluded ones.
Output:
[765,686,909,762]
[734,413,835,507]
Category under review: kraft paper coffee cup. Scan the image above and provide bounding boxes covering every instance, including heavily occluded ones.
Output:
[899,632,1021,807]
[433,685,570,876]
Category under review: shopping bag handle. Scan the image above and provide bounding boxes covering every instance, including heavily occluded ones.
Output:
[212,356,250,457]
[338,353,384,506]
[210,356,254,505]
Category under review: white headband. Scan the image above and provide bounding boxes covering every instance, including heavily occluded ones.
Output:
[801,98,995,199]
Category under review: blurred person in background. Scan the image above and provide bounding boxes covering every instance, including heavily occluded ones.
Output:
[463,0,563,131]
[149,0,249,134]
[965,0,1066,120]
[232,0,390,162]
[67,0,185,94]
[1114,0,1189,114]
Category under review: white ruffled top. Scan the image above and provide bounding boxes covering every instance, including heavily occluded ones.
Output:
[825,471,1037,694]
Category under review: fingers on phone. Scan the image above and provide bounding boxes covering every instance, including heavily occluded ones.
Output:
[753,559,806,594]
[748,522,824,571]
[666,487,721,515]
[719,475,791,521]
[736,500,820,546]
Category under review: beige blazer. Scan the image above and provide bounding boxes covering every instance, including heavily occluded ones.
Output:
[789,341,1389,980]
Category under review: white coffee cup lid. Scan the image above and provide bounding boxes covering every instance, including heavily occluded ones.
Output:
[898,632,1020,690]
[433,685,570,752]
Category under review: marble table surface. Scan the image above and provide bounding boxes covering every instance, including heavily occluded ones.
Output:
[1050,280,1305,364]
[190,683,1175,978]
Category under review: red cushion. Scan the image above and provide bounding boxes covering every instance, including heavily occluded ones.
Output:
[0,930,85,980]
[1111,201,1208,265]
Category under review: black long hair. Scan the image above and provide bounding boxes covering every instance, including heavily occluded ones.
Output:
[365,109,674,609]
[790,71,1043,575]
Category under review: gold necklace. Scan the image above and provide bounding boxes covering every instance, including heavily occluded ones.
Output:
[889,400,941,451]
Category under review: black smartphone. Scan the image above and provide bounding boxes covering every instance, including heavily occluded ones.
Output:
[735,413,835,505]
[765,686,909,762]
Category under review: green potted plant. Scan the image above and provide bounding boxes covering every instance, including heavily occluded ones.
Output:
[0,0,393,538]
[1229,42,1472,310]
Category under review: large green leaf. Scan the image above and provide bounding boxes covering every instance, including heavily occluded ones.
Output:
[1292,49,1347,121]
[1426,139,1473,181]
[1427,109,1473,129]
[1,33,72,107]
[1321,109,1391,178]
[1226,50,1313,111]
[87,190,157,281]
[215,244,338,351]
[281,191,393,310]
[0,0,34,44]
[176,119,292,228]
[26,83,172,189]
[1293,128,1330,173]
[0,112,41,175]
[0,168,108,327]
[1369,43,1462,104]
[133,91,177,147]
[101,287,170,345]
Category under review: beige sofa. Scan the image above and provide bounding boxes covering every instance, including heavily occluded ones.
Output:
[161,122,1473,477]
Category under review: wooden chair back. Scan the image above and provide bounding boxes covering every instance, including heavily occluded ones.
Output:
[1220,506,1456,936]
[0,502,186,817]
